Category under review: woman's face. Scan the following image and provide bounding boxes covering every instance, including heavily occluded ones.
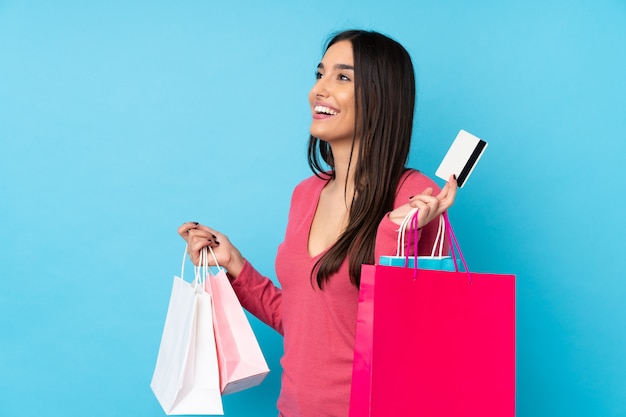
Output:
[308,40,356,145]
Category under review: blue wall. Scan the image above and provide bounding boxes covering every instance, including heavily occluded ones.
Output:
[1,1,624,416]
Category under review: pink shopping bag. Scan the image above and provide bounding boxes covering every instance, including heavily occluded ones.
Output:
[205,249,270,395]
[350,213,515,416]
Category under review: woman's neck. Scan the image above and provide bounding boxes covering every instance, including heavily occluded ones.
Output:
[328,139,358,200]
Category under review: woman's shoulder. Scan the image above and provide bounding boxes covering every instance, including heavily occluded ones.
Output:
[284,173,328,208]
[293,173,329,194]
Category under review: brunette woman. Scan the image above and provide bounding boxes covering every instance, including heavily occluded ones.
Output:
[178,29,457,417]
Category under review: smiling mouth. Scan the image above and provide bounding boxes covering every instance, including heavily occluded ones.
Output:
[314,105,338,116]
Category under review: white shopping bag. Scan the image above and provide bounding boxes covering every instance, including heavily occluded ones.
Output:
[151,249,224,415]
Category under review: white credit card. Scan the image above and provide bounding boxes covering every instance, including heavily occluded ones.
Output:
[435,130,487,188]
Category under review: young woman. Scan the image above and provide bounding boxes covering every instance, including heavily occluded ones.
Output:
[178,30,457,417]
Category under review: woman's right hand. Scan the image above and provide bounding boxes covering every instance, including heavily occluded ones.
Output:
[388,175,458,229]
[177,222,246,279]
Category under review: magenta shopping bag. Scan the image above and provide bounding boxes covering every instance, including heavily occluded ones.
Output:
[349,213,516,417]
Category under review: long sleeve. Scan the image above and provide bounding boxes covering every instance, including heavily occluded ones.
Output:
[230,260,283,335]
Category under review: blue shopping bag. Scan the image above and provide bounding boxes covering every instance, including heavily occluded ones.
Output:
[378,212,462,272]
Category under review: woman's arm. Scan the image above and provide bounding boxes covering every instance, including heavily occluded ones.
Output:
[230,260,283,335]
[178,222,283,334]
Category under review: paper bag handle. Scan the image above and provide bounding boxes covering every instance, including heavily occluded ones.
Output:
[178,245,213,292]
[396,210,446,258]
[442,212,471,282]
[179,244,204,288]
[401,210,472,283]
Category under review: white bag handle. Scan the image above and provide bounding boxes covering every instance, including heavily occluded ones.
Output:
[179,244,188,280]
[395,209,445,257]
[179,244,223,292]
[207,246,222,271]
[430,215,446,258]
[179,244,202,287]
[395,207,417,257]
[193,247,208,289]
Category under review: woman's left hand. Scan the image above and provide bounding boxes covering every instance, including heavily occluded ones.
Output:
[389,174,458,229]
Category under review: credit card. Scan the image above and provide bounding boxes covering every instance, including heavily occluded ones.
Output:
[435,130,487,188]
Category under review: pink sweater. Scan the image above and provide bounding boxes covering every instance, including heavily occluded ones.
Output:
[231,171,442,417]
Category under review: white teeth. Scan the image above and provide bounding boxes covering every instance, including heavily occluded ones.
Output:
[314,105,338,115]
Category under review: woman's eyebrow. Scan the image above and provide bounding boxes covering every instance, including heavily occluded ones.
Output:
[335,63,354,71]
[317,63,355,71]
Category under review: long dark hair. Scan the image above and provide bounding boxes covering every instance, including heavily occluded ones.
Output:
[308,30,416,288]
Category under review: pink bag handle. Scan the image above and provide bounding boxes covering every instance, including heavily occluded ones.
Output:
[405,210,472,283]
[442,212,471,283]
[200,246,225,296]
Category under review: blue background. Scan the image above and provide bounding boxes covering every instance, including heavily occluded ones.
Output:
[1,1,625,416]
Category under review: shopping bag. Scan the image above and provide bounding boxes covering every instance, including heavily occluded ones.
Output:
[151,248,224,415]
[350,265,377,417]
[351,212,458,417]
[205,247,270,395]
[350,212,516,417]
[379,213,460,271]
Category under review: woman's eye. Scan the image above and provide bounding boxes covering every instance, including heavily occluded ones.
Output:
[315,71,323,79]
[339,74,351,81]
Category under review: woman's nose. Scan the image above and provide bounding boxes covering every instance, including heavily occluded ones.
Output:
[312,78,329,98]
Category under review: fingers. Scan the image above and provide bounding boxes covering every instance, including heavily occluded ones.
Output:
[177,221,199,239]
[178,222,220,243]
[409,193,439,211]
[408,185,437,206]
[408,176,458,228]
[188,227,220,248]
[411,197,439,228]
[177,222,224,265]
